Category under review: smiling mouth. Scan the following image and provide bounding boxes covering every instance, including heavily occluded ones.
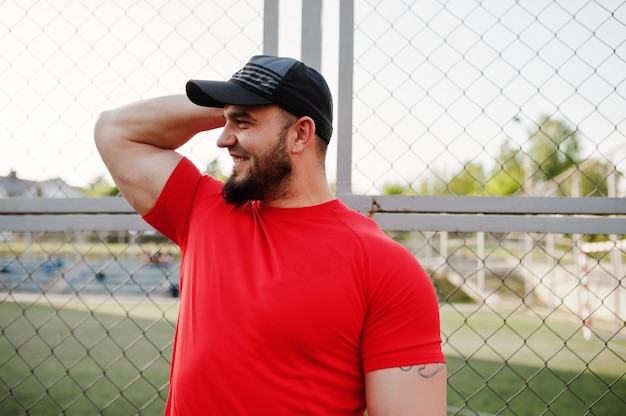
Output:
[232,156,249,164]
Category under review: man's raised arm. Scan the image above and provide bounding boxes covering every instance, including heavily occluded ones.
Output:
[94,94,225,215]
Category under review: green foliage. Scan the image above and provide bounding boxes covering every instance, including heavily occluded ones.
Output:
[82,176,119,197]
[431,272,473,303]
[206,158,228,181]
[485,139,524,196]
[381,183,415,195]
[406,115,617,198]
[528,115,580,183]
[445,162,486,195]
[579,163,609,196]
[414,173,447,195]
[558,160,611,197]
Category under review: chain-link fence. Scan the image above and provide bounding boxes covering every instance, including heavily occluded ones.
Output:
[1,0,625,415]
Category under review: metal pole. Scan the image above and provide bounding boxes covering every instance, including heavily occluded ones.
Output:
[578,245,593,340]
[263,0,279,56]
[336,0,354,195]
[607,162,623,332]
[477,230,485,296]
[301,0,323,70]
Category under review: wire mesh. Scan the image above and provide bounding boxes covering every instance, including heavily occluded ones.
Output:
[1,0,625,415]
[351,0,626,197]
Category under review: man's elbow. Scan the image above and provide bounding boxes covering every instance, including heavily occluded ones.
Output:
[94,109,125,159]
[94,110,112,147]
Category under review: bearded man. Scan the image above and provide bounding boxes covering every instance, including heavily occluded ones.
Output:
[95,55,446,415]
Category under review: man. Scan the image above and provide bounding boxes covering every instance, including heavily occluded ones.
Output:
[95,55,446,415]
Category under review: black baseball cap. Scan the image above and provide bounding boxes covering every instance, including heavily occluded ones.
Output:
[186,55,333,144]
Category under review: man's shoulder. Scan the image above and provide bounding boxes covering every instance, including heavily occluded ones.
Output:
[331,203,401,248]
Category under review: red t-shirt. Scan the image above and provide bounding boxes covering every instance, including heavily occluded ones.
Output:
[143,158,444,415]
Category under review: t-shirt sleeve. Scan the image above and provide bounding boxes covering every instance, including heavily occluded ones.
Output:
[142,157,202,245]
[361,238,445,373]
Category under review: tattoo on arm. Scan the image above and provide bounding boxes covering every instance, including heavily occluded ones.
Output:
[399,363,446,378]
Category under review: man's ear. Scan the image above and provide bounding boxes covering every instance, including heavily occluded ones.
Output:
[291,116,316,154]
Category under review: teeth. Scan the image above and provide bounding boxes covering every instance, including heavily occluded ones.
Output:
[233,156,248,163]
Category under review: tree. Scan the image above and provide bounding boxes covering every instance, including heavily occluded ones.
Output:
[485,139,524,196]
[551,159,612,197]
[382,183,414,195]
[411,162,486,196]
[528,115,580,183]
[446,162,486,196]
[83,176,119,196]
[402,115,585,197]
[577,162,610,197]
[206,158,227,181]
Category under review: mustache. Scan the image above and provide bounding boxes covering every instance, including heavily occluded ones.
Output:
[227,145,250,157]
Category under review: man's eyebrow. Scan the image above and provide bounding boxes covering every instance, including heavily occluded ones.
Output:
[224,110,255,121]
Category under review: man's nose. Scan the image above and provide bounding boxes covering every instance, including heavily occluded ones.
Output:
[216,129,236,148]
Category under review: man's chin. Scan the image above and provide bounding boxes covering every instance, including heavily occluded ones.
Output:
[225,171,245,185]
[222,179,257,207]
[231,162,251,178]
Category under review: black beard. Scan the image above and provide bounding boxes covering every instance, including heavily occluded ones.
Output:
[222,133,293,207]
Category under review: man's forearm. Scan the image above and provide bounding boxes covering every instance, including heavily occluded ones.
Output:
[95,94,225,150]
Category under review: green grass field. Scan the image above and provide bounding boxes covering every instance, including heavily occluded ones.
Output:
[441,307,626,415]
[0,300,175,416]
[0,300,624,415]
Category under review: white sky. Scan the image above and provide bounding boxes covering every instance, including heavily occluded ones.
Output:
[1,0,624,194]
[348,0,626,192]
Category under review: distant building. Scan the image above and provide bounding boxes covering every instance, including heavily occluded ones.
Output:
[0,171,82,198]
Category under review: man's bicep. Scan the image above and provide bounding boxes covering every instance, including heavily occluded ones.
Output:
[96,129,181,215]
[118,149,182,215]
[365,363,447,416]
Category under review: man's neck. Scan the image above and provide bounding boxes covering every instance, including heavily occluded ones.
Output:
[261,183,334,208]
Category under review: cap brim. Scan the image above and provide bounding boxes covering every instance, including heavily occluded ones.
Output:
[186,80,272,108]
